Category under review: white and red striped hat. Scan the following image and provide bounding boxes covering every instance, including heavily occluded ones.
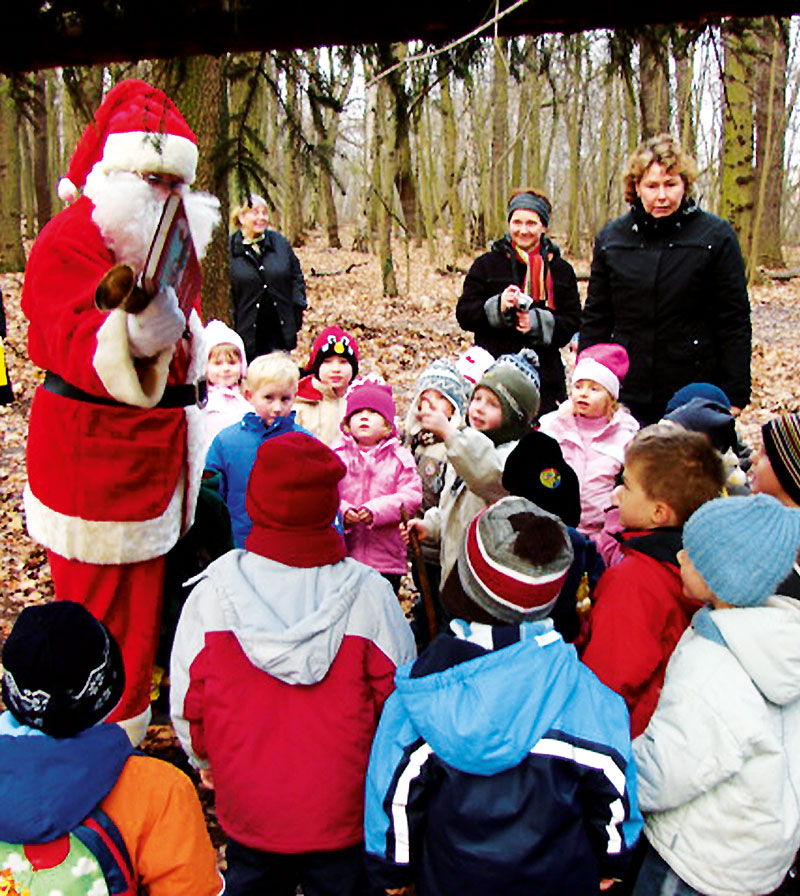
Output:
[453,496,573,624]
[58,78,198,203]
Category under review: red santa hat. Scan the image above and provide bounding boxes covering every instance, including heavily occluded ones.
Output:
[58,79,198,203]
[571,343,629,400]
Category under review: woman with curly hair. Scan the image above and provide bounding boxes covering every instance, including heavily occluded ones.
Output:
[580,134,751,425]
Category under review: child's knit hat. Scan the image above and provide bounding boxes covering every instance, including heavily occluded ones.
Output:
[442,496,573,624]
[572,343,629,399]
[665,382,731,414]
[306,326,359,379]
[344,380,396,434]
[684,494,800,606]
[456,346,495,386]
[762,414,800,506]
[412,359,471,418]
[2,602,125,738]
[246,432,346,566]
[204,319,247,380]
[502,431,581,528]
[662,397,737,454]
[477,349,541,443]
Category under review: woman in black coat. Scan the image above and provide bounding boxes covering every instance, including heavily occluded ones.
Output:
[580,134,751,425]
[229,196,307,363]
[455,189,581,415]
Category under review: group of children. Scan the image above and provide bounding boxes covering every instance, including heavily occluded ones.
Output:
[3,312,800,896]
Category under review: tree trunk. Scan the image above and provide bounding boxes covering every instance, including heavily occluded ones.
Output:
[154,56,231,322]
[34,72,53,232]
[489,37,509,238]
[377,78,398,296]
[439,59,467,256]
[638,31,671,139]
[752,17,787,268]
[720,22,757,266]
[673,29,696,155]
[282,63,304,247]
[385,43,421,243]
[565,35,586,256]
[0,77,26,272]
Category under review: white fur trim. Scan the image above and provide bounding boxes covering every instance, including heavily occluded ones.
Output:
[116,706,152,747]
[572,357,620,399]
[24,478,184,565]
[94,308,173,407]
[182,310,207,534]
[101,131,197,184]
[57,177,78,203]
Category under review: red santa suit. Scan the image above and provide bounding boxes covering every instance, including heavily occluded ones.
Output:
[22,79,216,742]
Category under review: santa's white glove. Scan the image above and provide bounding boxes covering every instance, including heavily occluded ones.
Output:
[126,286,185,358]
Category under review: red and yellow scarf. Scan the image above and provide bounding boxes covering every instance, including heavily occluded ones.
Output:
[512,242,555,310]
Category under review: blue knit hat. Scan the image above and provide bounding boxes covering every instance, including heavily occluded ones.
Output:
[684,494,800,607]
[665,382,731,414]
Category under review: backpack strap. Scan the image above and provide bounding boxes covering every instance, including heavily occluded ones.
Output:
[74,807,135,896]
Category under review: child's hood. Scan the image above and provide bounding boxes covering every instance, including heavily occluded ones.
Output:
[393,622,583,775]
[190,550,396,685]
[710,596,800,705]
[0,715,132,843]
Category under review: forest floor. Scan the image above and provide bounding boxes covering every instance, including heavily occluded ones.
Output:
[2,227,800,861]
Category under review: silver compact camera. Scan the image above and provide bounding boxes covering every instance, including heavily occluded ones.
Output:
[515,293,534,312]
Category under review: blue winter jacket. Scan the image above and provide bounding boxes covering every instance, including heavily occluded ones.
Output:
[204,411,308,548]
[365,620,642,896]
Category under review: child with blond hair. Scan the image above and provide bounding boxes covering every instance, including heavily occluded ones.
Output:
[202,319,251,449]
[205,351,307,548]
[538,343,639,539]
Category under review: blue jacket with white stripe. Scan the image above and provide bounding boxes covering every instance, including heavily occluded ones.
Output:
[364,619,642,896]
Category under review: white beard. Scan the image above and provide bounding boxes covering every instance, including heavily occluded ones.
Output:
[84,167,221,271]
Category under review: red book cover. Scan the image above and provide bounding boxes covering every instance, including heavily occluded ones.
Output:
[142,193,201,320]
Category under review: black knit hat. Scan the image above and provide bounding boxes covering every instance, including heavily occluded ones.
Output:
[502,431,581,528]
[2,602,124,738]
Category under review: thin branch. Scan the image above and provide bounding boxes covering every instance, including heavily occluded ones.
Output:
[365,0,530,89]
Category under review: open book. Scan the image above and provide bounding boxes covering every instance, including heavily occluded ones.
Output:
[142,193,202,320]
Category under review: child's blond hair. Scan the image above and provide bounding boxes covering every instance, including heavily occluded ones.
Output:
[208,342,243,366]
[245,352,299,393]
[624,424,725,525]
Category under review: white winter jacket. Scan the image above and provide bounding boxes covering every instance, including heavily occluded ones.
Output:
[634,595,800,896]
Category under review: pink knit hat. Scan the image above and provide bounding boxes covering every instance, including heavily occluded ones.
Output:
[58,79,198,203]
[572,343,629,399]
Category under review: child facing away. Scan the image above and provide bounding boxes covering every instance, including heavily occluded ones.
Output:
[294,325,359,445]
[632,494,800,896]
[170,433,416,896]
[333,380,422,593]
[538,342,639,539]
[582,425,725,737]
[405,349,541,584]
[750,413,800,598]
[403,358,471,601]
[365,496,642,896]
[0,602,222,896]
[202,319,251,450]
[205,351,306,548]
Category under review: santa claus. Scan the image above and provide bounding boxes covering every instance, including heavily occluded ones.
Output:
[22,79,220,744]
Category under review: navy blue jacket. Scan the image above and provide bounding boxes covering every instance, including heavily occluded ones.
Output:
[365,620,641,896]
[204,411,308,548]
[230,229,306,362]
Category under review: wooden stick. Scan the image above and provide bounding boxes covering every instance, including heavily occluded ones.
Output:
[400,505,438,641]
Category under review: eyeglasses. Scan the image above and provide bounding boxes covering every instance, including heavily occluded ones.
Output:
[137,172,186,191]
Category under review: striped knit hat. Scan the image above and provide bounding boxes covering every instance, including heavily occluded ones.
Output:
[762,414,800,506]
[446,496,573,624]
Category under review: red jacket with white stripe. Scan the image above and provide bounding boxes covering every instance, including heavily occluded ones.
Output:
[170,549,416,852]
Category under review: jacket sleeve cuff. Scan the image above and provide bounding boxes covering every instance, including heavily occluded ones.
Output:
[364,853,415,891]
[528,308,556,346]
[483,294,507,328]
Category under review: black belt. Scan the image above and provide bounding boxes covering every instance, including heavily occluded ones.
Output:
[43,371,208,409]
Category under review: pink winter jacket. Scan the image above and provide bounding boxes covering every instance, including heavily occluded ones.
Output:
[333,434,423,575]
[538,405,639,536]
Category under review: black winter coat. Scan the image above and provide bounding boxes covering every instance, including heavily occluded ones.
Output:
[229,229,307,362]
[579,200,751,415]
[456,236,581,414]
